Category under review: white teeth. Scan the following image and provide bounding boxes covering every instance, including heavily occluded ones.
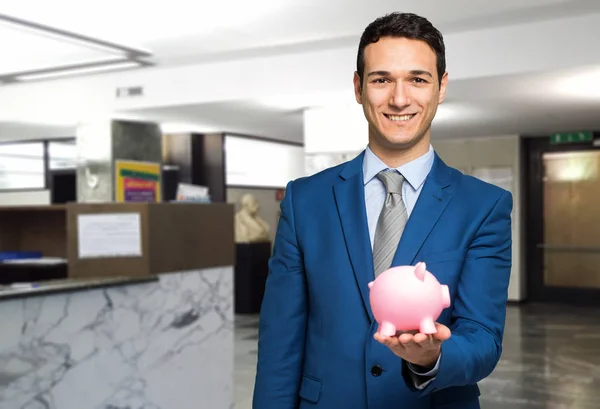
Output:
[387,114,414,121]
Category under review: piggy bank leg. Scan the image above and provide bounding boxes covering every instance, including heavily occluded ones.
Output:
[419,317,437,334]
[379,321,397,337]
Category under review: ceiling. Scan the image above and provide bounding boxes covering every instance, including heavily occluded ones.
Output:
[135,100,304,143]
[120,63,600,143]
[3,0,600,143]
[7,62,600,144]
[3,0,600,75]
[430,64,600,139]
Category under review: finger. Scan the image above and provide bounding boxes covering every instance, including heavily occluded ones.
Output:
[374,333,399,347]
[398,333,414,345]
[432,323,452,341]
[417,335,442,349]
[413,332,431,345]
[387,336,402,349]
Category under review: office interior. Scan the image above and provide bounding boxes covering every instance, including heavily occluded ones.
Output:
[0,2,599,408]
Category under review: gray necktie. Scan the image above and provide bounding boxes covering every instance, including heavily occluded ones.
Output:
[373,170,408,277]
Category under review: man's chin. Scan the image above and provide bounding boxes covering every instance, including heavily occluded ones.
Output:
[382,134,418,149]
[369,126,429,151]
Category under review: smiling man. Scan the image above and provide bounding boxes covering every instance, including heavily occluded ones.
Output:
[253,12,513,409]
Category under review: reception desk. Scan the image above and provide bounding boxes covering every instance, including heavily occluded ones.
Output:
[0,202,235,409]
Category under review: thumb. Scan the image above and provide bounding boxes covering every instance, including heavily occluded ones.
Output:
[433,323,451,341]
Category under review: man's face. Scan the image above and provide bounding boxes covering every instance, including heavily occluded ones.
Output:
[353,36,447,152]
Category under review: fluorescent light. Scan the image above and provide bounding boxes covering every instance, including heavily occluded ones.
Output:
[0,13,151,57]
[3,56,126,77]
[17,61,142,81]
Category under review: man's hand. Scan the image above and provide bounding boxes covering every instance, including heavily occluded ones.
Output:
[374,323,451,369]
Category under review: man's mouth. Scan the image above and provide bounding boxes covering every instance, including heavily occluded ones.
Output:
[384,113,416,122]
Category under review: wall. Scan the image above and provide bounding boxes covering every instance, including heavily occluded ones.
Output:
[432,134,524,302]
[303,104,365,176]
[302,130,524,302]
[304,104,367,154]
[0,190,50,206]
[224,135,305,189]
[0,122,75,142]
[227,187,282,243]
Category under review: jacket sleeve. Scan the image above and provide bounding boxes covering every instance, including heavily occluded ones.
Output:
[404,189,513,396]
[252,180,308,409]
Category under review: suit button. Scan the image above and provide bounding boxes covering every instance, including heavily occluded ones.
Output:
[371,365,382,377]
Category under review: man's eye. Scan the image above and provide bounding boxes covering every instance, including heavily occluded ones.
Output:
[413,78,427,83]
[372,78,387,84]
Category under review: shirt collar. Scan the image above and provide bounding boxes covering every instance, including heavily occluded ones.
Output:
[363,144,434,191]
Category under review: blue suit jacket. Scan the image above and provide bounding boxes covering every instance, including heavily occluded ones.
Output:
[253,151,513,409]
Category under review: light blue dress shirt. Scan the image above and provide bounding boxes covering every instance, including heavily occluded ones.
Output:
[362,143,440,388]
[363,144,435,249]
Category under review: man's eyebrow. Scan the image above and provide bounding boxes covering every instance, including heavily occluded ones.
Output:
[367,70,391,77]
[410,70,433,78]
[367,70,434,78]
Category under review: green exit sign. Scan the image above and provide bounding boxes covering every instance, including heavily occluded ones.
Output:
[550,131,593,144]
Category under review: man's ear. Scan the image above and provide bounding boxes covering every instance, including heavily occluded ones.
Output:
[353,71,363,104]
[438,72,448,104]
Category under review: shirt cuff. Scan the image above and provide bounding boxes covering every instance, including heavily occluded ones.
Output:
[406,354,441,390]
[407,354,441,376]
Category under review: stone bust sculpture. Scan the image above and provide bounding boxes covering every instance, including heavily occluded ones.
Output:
[234,193,271,243]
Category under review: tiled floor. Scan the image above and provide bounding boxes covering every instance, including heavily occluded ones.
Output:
[234,303,600,408]
[234,314,260,409]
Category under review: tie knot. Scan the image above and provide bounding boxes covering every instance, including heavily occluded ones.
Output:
[377,169,405,194]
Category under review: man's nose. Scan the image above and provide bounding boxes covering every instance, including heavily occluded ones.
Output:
[389,82,410,107]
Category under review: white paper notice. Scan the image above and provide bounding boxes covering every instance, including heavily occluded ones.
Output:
[77,213,142,258]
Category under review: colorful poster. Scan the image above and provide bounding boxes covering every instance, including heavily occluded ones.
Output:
[115,160,161,203]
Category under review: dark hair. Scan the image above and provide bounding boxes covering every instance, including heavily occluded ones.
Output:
[356,12,446,86]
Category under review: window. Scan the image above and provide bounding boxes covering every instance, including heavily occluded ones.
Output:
[0,142,45,189]
[48,140,77,170]
[0,138,76,191]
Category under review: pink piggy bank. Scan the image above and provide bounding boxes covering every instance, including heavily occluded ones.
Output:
[368,262,451,336]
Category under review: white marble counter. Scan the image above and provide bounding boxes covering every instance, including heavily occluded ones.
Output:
[0,266,234,409]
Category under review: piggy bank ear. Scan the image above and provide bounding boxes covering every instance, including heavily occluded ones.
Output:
[368,281,374,289]
[415,262,426,282]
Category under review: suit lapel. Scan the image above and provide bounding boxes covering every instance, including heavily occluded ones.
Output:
[333,152,375,321]
[332,152,455,322]
[392,153,453,266]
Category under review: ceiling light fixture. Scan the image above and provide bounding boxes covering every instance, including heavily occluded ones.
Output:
[16,60,143,81]
[0,13,153,83]
[5,56,126,75]
[0,13,151,58]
